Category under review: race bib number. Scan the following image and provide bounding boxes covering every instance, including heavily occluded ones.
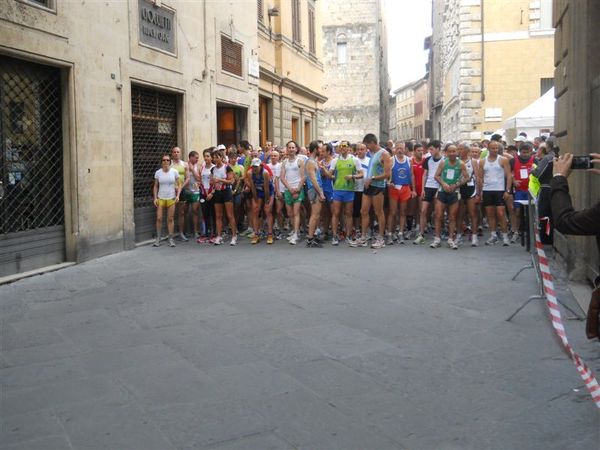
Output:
[520,168,529,179]
[446,169,455,180]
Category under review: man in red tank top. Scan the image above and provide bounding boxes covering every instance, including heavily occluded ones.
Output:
[509,142,536,242]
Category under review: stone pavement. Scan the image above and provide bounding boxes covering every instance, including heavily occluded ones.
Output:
[1,237,599,449]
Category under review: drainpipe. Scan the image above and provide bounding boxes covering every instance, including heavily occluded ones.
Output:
[481,0,485,102]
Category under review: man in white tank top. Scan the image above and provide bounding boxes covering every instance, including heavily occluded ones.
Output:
[477,140,513,246]
[280,141,305,245]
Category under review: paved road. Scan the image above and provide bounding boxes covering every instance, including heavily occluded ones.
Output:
[1,237,598,449]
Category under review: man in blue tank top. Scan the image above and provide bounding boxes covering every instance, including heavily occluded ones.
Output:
[350,133,392,249]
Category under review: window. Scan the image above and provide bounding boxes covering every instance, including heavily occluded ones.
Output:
[292,0,301,43]
[539,0,553,29]
[221,35,243,77]
[337,42,347,64]
[540,77,554,96]
[257,0,263,22]
[308,4,316,54]
[20,0,55,11]
[414,101,423,116]
[291,117,299,142]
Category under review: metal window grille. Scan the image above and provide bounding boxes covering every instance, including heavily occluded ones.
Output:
[221,35,243,77]
[0,56,63,235]
[131,86,177,210]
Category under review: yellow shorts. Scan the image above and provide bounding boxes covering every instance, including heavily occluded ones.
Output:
[157,198,176,208]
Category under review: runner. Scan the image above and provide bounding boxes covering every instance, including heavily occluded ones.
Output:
[509,141,535,242]
[228,150,245,234]
[353,143,370,238]
[386,141,416,245]
[305,140,326,248]
[318,143,335,241]
[330,140,362,245]
[245,158,275,244]
[210,150,238,246]
[350,133,392,249]
[170,147,188,241]
[409,143,425,237]
[182,150,201,240]
[414,140,444,244]
[280,140,306,245]
[478,140,513,246]
[432,143,469,249]
[267,150,285,237]
[152,154,181,247]
[198,148,216,243]
[456,142,481,246]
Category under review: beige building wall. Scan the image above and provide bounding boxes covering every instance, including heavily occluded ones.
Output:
[257,0,326,148]
[393,82,415,142]
[433,0,555,141]
[552,0,600,283]
[0,0,258,275]
[413,79,429,141]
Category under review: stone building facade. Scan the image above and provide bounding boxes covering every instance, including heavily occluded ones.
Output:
[552,0,600,283]
[321,0,390,143]
[257,0,326,148]
[430,0,554,141]
[0,0,301,278]
[412,78,430,141]
[392,81,416,142]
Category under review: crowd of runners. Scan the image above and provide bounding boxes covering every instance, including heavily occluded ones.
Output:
[152,132,546,250]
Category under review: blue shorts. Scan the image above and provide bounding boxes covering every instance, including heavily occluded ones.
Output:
[323,190,334,203]
[513,190,528,208]
[257,189,274,200]
[332,190,355,203]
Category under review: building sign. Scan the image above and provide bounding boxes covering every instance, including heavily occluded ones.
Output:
[138,0,176,54]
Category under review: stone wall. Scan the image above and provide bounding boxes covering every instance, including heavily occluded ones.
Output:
[321,0,387,143]
[552,0,600,283]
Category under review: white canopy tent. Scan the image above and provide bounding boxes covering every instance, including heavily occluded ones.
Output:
[504,87,555,143]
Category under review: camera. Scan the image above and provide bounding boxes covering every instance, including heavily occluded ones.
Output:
[571,155,594,170]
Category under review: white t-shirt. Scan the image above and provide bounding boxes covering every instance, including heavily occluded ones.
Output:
[268,162,284,192]
[155,168,179,199]
[283,157,302,190]
[201,163,214,191]
[354,156,370,192]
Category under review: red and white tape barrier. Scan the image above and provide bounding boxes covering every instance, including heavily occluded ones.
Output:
[535,233,600,408]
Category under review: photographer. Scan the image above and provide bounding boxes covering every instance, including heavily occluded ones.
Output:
[551,152,600,339]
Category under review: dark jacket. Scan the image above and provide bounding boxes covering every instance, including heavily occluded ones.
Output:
[550,175,600,273]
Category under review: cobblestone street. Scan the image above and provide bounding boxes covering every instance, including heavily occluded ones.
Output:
[1,240,598,449]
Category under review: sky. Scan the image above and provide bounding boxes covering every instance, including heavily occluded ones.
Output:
[385,0,432,92]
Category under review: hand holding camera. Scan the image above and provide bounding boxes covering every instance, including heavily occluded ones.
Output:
[553,152,599,178]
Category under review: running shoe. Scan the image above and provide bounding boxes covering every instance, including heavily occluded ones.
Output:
[385,234,394,246]
[179,233,188,242]
[485,235,498,246]
[349,237,368,247]
[194,232,200,240]
[477,226,484,237]
[471,235,479,247]
[152,237,161,247]
[251,234,260,244]
[289,233,298,245]
[266,234,274,245]
[371,237,386,249]
[230,236,238,246]
[413,234,426,245]
[510,232,520,244]
[502,234,511,247]
[168,237,176,247]
[345,237,353,245]
[331,235,339,246]
[214,236,223,245]
[430,237,441,248]
[397,232,405,244]
[455,234,463,245]
[240,228,253,237]
[448,238,458,250]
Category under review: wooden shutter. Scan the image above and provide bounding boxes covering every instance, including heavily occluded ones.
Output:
[292,0,301,43]
[308,5,315,54]
[257,0,263,22]
[221,35,243,77]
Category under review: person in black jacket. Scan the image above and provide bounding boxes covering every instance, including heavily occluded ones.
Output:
[552,152,600,339]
